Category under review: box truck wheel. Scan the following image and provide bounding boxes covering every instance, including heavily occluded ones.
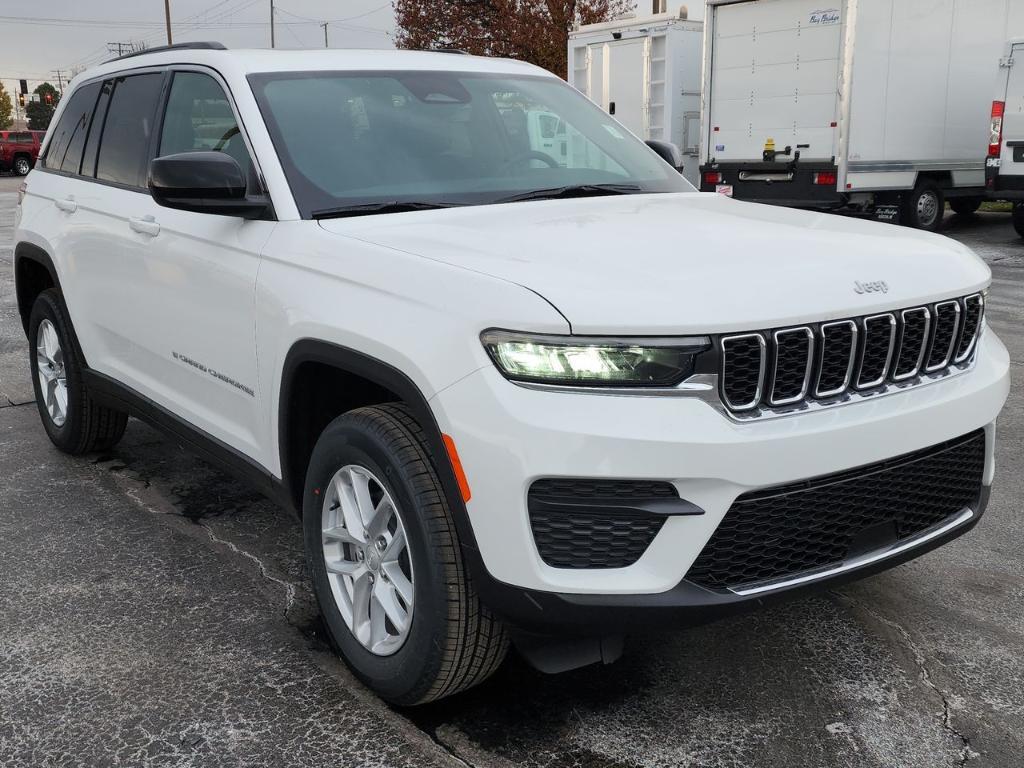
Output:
[949,197,981,217]
[1012,204,1024,239]
[901,181,944,232]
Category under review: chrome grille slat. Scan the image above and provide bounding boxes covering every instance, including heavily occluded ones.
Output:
[855,313,897,389]
[954,293,984,363]
[893,307,930,381]
[770,328,814,406]
[925,301,961,372]
[814,321,857,398]
[717,293,984,417]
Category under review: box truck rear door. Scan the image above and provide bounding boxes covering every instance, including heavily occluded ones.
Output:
[708,0,842,163]
[1000,43,1024,179]
[606,38,648,139]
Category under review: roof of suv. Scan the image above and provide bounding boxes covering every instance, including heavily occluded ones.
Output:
[72,46,552,88]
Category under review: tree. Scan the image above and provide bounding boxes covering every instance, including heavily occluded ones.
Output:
[0,82,12,130]
[26,82,60,131]
[394,0,632,79]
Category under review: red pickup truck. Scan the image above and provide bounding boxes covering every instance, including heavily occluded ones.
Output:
[0,130,44,176]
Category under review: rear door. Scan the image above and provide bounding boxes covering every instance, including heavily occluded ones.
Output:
[707,0,844,162]
[999,43,1024,180]
[606,38,648,137]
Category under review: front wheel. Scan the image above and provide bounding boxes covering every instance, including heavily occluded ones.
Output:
[901,180,944,231]
[13,155,31,176]
[303,403,508,705]
[1012,203,1024,239]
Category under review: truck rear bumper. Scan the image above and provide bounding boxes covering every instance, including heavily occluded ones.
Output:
[699,162,845,208]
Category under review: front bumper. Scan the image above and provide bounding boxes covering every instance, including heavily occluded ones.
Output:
[430,329,1009,631]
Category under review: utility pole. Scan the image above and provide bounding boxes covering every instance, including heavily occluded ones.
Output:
[321,21,328,48]
[52,70,67,95]
[270,0,275,48]
[164,0,173,45]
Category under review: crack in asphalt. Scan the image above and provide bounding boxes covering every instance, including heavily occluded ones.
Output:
[835,593,978,767]
[199,522,298,619]
[0,399,31,409]
[121,484,299,620]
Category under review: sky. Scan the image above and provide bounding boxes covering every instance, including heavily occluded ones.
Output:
[0,0,398,111]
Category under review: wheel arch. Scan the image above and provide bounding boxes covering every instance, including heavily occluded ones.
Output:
[277,339,484,556]
[14,242,60,336]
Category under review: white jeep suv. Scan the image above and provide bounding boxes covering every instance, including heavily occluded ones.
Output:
[13,43,1010,705]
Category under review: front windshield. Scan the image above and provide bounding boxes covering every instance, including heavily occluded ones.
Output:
[247,70,693,217]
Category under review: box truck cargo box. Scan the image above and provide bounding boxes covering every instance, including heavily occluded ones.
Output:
[699,0,1024,230]
[568,7,704,186]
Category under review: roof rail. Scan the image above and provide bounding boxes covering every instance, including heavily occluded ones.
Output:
[434,48,469,55]
[108,41,227,63]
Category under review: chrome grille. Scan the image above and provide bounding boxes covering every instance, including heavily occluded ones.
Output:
[719,293,984,416]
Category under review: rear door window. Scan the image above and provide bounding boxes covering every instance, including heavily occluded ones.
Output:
[43,81,101,174]
[95,73,164,188]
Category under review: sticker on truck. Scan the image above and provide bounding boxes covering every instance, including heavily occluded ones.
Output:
[716,185,734,197]
[809,8,840,25]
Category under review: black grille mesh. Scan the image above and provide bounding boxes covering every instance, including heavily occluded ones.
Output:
[528,480,675,569]
[894,309,929,378]
[856,315,894,387]
[721,336,763,408]
[816,323,854,395]
[685,430,985,591]
[927,303,959,369]
[771,330,811,403]
[956,296,984,360]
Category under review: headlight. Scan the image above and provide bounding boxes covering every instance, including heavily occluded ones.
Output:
[481,330,710,387]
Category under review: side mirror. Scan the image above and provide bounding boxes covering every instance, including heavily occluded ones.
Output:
[148,151,270,219]
[645,140,684,174]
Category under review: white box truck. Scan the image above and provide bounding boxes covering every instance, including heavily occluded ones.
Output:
[699,0,1024,230]
[986,36,1024,236]
[568,7,704,186]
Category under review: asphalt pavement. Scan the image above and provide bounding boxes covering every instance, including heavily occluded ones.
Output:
[1,172,1022,768]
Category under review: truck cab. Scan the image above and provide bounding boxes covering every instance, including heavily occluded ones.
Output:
[986,36,1024,236]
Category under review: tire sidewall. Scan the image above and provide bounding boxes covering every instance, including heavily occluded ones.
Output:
[904,184,944,231]
[302,414,450,703]
[28,291,82,450]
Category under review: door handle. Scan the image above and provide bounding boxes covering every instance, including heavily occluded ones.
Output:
[54,197,77,213]
[129,215,161,237]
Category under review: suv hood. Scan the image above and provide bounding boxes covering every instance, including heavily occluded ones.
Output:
[319,193,990,334]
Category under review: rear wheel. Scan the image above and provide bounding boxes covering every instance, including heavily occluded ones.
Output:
[1013,203,1024,239]
[13,155,31,176]
[303,403,508,705]
[901,180,944,231]
[949,197,982,217]
[28,289,128,454]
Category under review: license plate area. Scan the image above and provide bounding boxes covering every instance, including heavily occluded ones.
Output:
[738,171,794,182]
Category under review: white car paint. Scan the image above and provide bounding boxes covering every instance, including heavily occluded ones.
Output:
[16,48,1011,599]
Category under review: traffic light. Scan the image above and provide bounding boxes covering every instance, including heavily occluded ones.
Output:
[44,92,52,104]
[19,79,27,95]
[18,93,25,108]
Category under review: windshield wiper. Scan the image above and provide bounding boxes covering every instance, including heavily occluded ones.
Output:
[494,183,644,204]
[312,201,458,219]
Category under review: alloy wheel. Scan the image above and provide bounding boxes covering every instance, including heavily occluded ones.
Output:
[36,319,68,427]
[321,465,414,656]
[14,157,30,176]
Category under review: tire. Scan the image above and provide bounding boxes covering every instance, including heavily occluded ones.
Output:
[303,403,509,705]
[28,289,128,454]
[949,197,982,217]
[1013,203,1024,239]
[901,180,944,231]
[13,155,31,176]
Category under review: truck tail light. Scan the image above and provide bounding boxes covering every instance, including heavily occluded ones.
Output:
[814,171,838,186]
[989,101,1005,157]
[703,171,722,185]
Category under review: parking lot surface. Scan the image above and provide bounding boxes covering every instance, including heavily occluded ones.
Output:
[2,172,1022,768]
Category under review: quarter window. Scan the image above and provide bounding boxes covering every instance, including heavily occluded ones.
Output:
[95,73,164,188]
[43,82,101,174]
[159,71,252,178]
